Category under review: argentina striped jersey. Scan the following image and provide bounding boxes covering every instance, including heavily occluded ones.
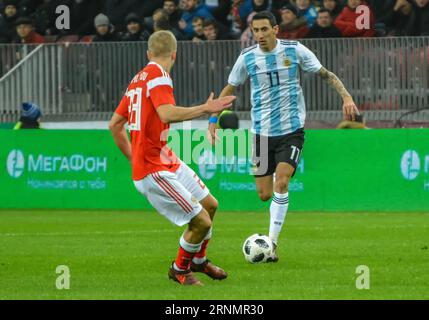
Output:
[228,39,322,136]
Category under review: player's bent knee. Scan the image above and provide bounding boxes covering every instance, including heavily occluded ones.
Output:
[275,179,290,192]
[258,192,272,202]
[191,209,212,234]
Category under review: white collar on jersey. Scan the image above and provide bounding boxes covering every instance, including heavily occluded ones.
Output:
[257,39,280,54]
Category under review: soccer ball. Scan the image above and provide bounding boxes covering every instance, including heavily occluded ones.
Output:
[242,234,274,264]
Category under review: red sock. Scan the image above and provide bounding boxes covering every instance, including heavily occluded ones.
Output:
[174,246,196,271]
[194,239,210,259]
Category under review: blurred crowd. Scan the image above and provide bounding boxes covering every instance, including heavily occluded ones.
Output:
[0,0,428,45]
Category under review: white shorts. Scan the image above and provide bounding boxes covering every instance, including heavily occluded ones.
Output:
[133,161,210,226]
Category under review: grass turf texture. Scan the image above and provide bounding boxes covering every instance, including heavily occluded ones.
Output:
[0,210,428,300]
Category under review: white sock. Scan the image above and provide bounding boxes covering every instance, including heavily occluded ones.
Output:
[191,256,207,264]
[269,192,289,245]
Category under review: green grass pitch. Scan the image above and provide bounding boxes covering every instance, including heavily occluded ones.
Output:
[0,210,428,300]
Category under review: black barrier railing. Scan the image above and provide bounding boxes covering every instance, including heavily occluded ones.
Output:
[1,38,428,123]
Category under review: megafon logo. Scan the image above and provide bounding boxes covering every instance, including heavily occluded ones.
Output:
[401,150,420,180]
[5,150,108,179]
[198,149,254,180]
[7,149,25,178]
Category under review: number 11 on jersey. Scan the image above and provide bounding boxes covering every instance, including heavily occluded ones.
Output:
[267,71,280,87]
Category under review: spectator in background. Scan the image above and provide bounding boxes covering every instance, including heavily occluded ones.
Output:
[272,0,291,16]
[202,19,221,40]
[227,0,247,39]
[14,102,42,129]
[0,0,20,43]
[153,8,168,31]
[90,13,120,110]
[306,8,341,38]
[32,0,63,36]
[191,16,205,41]
[293,0,319,27]
[278,4,309,39]
[322,0,343,20]
[179,0,214,37]
[252,0,271,13]
[334,0,375,37]
[120,13,150,42]
[178,0,186,9]
[144,0,177,33]
[14,16,45,43]
[405,0,429,36]
[92,13,120,42]
[152,8,186,40]
[203,1,231,38]
[375,0,413,36]
[240,11,257,47]
[163,0,182,30]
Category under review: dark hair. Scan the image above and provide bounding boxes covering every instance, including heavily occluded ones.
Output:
[164,0,178,4]
[252,11,277,27]
[192,16,203,23]
[280,4,298,16]
[125,13,141,25]
[15,16,34,27]
[203,19,217,29]
[318,8,332,16]
[155,14,171,30]
[4,0,18,8]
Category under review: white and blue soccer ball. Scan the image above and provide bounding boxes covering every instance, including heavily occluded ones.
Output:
[242,234,274,264]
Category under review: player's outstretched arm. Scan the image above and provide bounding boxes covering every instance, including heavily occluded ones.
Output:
[318,67,360,120]
[109,113,132,162]
[156,93,236,124]
[207,84,237,145]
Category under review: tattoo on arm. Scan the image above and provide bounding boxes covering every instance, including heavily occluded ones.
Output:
[318,67,351,99]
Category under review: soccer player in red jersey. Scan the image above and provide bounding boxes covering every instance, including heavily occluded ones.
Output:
[109,30,236,286]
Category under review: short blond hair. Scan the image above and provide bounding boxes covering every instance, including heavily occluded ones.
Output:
[148,30,177,57]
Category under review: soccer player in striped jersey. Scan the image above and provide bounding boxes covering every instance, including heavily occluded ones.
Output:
[208,11,360,262]
[110,30,235,285]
